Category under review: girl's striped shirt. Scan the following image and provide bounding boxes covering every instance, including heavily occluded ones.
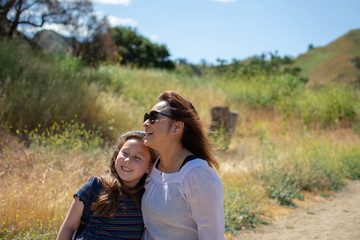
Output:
[74,177,144,240]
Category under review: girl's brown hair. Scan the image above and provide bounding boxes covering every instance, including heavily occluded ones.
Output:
[158,91,219,170]
[91,131,157,217]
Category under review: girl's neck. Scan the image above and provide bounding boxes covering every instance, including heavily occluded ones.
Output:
[157,143,192,173]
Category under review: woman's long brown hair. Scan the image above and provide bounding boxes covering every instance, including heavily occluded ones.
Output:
[91,132,157,217]
[158,91,219,170]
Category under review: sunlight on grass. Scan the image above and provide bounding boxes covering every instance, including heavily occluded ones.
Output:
[1,39,360,238]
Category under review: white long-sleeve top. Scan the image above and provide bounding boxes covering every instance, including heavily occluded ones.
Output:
[141,158,225,240]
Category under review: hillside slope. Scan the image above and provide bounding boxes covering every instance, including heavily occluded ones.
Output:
[33,30,77,55]
[294,28,360,86]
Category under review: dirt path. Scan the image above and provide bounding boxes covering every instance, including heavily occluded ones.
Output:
[232,180,360,240]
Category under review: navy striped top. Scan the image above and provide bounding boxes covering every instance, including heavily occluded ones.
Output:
[74,177,144,239]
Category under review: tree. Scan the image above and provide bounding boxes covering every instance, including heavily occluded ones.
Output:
[111,26,174,69]
[308,43,314,51]
[176,58,188,65]
[200,58,207,66]
[0,0,93,37]
[351,56,360,70]
[78,17,118,66]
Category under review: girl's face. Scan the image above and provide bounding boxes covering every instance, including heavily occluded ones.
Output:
[114,138,152,187]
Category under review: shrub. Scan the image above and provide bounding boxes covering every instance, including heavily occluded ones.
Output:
[342,149,360,180]
[0,38,104,132]
[224,182,267,233]
[295,83,358,127]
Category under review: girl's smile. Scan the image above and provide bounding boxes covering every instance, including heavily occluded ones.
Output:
[115,138,152,187]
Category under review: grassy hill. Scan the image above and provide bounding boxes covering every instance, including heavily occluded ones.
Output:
[33,29,77,55]
[294,28,360,86]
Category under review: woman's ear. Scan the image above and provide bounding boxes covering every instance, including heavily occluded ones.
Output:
[173,121,185,134]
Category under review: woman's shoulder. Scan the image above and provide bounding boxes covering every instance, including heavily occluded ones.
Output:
[179,158,219,179]
[146,158,219,185]
[180,158,224,195]
[180,158,211,170]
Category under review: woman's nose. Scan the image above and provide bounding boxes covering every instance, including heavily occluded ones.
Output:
[143,120,150,126]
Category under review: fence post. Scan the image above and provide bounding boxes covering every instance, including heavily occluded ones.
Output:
[209,107,239,151]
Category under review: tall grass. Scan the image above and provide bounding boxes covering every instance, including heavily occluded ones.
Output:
[92,64,229,137]
[222,123,360,234]
[2,37,359,137]
[0,38,104,132]
[0,122,108,239]
[1,101,360,238]
[207,73,359,129]
[1,38,360,238]
[295,83,358,127]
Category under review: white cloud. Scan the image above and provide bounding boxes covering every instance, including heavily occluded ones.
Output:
[107,16,137,27]
[19,24,67,37]
[149,35,159,42]
[42,24,74,36]
[92,0,132,5]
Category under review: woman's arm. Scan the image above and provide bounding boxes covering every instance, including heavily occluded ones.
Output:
[56,197,84,240]
[184,165,225,240]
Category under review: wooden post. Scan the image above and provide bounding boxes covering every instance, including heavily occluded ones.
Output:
[209,107,239,151]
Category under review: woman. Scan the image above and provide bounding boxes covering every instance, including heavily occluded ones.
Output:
[142,91,225,240]
[57,131,157,240]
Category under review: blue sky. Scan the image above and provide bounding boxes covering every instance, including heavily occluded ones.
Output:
[64,0,360,64]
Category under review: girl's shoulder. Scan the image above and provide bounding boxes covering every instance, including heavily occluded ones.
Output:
[74,176,102,203]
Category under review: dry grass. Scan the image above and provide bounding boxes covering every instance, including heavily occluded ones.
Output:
[0,127,110,238]
[1,92,360,238]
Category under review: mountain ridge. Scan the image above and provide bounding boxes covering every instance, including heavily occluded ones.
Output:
[294,28,360,86]
[33,29,77,55]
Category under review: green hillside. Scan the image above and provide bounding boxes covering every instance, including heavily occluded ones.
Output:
[33,29,76,55]
[294,28,360,86]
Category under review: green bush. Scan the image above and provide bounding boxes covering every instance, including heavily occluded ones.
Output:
[342,149,360,180]
[224,183,266,233]
[210,74,306,109]
[295,83,358,127]
[261,164,304,207]
[0,38,104,132]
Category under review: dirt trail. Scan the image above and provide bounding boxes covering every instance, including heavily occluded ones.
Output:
[233,180,360,240]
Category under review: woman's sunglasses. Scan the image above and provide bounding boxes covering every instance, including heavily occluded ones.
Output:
[144,110,175,124]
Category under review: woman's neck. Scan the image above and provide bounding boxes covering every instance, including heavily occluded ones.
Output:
[157,143,192,173]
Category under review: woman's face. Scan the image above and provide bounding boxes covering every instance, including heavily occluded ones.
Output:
[143,101,174,150]
[114,138,152,187]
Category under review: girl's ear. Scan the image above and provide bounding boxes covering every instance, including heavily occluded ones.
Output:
[146,161,154,174]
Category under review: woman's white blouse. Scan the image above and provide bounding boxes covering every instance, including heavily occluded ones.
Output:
[141,158,225,240]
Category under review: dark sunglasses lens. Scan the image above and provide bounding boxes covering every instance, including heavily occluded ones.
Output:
[144,112,157,124]
[149,111,157,123]
[144,113,150,123]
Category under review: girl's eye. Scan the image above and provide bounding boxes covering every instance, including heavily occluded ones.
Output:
[134,156,142,161]
[122,151,129,157]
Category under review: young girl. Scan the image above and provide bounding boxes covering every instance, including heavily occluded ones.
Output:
[56,131,157,240]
